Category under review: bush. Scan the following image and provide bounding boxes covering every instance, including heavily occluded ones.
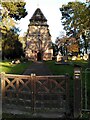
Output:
[20,57,28,62]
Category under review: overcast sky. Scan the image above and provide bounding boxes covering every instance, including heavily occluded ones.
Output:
[17,0,86,42]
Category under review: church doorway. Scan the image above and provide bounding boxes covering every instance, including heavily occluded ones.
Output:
[37,52,42,61]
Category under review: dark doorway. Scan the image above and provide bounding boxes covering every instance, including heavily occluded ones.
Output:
[37,52,42,61]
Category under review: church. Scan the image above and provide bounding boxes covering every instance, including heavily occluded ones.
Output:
[25,8,53,61]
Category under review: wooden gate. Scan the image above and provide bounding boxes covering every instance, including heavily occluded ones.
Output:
[1,73,69,116]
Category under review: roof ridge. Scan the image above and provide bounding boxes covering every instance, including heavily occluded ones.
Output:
[30,8,47,22]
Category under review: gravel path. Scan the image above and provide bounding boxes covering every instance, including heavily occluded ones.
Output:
[23,61,52,76]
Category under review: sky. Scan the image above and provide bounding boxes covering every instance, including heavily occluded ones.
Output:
[17,0,86,42]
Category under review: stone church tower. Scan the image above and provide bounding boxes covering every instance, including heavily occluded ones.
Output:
[25,8,53,61]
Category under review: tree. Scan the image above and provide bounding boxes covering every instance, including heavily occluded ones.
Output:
[60,1,90,54]
[55,36,79,56]
[67,37,79,55]
[52,42,58,56]
[1,1,27,60]
[60,2,90,37]
[55,36,68,56]
[1,1,27,33]
[1,1,27,20]
[18,36,26,50]
[2,28,24,60]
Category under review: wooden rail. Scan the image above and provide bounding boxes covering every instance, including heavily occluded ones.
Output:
[1,72,69,114]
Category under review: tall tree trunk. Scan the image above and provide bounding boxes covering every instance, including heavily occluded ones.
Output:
[88,53,90,68]
[89,53,90,62]
[85,44,88,54]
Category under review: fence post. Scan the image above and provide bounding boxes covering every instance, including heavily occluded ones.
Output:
[65,74,70,116]
[73,65,82,118]
[16,77,19,98]
[1,72,6,97]
[31,73,36,113]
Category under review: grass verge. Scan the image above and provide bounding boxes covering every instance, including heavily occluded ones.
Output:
[0,61,32,74]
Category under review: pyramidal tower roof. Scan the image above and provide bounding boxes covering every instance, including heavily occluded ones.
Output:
[30,8,47,22]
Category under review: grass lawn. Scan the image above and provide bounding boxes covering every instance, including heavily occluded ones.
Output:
[0,61,32,74]
[45,60,88,75]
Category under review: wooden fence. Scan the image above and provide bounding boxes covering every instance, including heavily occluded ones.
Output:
[1,72,70,115]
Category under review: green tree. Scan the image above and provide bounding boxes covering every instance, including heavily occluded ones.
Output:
[1,1,27,60]
[55,36,69,56]
[60,1,90,54]
[0,1,27,33]
[1,1,27,20]
[55,36,79,56]
[18,32,27,50]
[52,42,58,56]
[2,28,24,60]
